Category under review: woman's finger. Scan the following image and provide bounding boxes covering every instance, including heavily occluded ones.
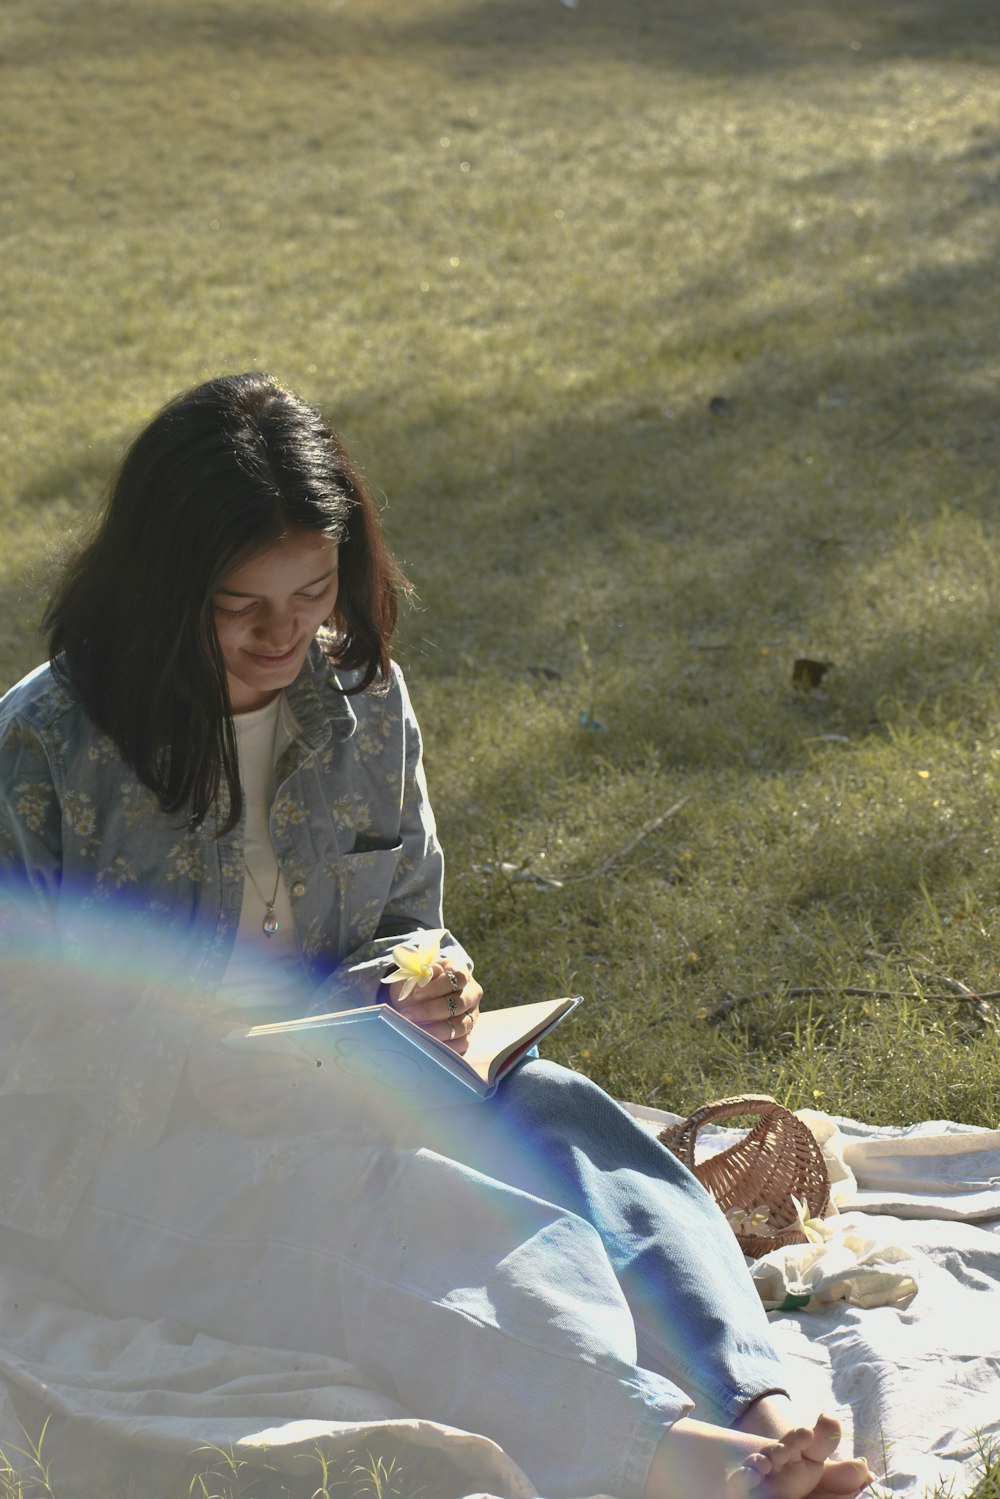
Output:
[457,975,483,1016]
[387,976,477,1045]
[421,1009,475,1053]
[396,987,481,1029]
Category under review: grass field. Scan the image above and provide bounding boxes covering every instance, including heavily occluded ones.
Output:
[2,0,1000,1494]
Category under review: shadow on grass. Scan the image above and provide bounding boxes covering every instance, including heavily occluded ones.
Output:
[396,0,1000,73]
[393,239,1000,675]
[8,0,1000,72]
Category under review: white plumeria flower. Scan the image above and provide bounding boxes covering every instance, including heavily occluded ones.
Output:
[725,1205,771,1236]
[382,928,447,1001]
[790,1194,830,1244]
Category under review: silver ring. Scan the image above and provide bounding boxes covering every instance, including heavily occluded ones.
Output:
[447,993,460,1017]
[448,1022,457,1041]
[447,969,463,993]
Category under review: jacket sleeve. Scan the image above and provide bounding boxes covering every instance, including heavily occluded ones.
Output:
[0,716,104,1235]
[0,715,63,912]
[308,669,473,1011]
[0,716,199,1236]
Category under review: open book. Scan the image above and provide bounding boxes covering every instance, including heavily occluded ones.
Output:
[240,995,581,1102]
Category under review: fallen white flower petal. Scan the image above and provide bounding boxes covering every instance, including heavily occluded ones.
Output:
[790,1193,831,1244]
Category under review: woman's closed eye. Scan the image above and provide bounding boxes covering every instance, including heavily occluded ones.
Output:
[299,581,335,603]
[214,580,335,617]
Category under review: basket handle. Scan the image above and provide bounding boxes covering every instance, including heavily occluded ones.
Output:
[660,1094,787,1166]
[677,1094,784,1129]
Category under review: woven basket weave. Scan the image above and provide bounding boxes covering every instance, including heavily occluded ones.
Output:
[658,1095,832,1255]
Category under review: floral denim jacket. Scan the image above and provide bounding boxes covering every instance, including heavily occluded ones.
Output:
[0,643,467,1236]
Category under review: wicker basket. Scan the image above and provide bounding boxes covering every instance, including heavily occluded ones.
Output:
[658,1095,831,1255]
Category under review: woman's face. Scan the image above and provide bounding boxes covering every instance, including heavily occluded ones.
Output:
[212,531,340,713]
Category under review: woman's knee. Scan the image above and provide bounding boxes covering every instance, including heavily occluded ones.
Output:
[498,1057,615,1130]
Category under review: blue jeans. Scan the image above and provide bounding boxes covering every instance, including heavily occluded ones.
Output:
[420,1059,789,1424]
[47,1060,787,1499]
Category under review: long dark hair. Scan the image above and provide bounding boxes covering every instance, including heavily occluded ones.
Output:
[46,372,410,832]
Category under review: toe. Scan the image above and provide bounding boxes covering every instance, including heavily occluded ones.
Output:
[801,1415,842,1464]
[773,1428,812,1464]
[816,1458,873,1495]
[729,1453,769,1495]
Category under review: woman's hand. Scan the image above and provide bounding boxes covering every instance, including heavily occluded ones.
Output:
[384,960,482,1055]
[185,1015,323,1133]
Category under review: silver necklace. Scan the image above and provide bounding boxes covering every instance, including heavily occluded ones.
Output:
[244,861,281,937]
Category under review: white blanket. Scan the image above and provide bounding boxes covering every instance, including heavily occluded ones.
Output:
[628,1106,1000,1498]
[0,1111,997,1499]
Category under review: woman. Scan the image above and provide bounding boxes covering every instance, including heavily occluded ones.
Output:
[0,373,872,1499]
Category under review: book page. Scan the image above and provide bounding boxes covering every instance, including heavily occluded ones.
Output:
[459,998,578,1085]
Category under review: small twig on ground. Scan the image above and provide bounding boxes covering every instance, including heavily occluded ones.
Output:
[861,414,914,449]
[939,976,1000,1028]
[472,798,690,892]
[708,983,1000,1023]
[559,797,690,884]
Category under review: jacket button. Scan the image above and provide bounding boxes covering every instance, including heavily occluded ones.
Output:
[291,881,307,897]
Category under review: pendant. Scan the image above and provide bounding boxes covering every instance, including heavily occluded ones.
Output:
[262,908,279,937]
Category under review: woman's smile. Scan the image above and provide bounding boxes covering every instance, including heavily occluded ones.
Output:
[243,641,303,665]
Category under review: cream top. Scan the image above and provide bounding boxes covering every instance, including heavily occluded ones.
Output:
[215,694,306,1010]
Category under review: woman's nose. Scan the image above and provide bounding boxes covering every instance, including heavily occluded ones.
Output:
[254,602,299,644]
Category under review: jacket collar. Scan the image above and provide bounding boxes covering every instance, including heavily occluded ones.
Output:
[284,637,358,751]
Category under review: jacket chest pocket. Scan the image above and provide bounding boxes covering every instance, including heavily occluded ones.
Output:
[326,842,404,951]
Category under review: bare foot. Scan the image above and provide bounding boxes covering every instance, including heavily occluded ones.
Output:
[740,1416,872,1497]
[644,1412,873,1499]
